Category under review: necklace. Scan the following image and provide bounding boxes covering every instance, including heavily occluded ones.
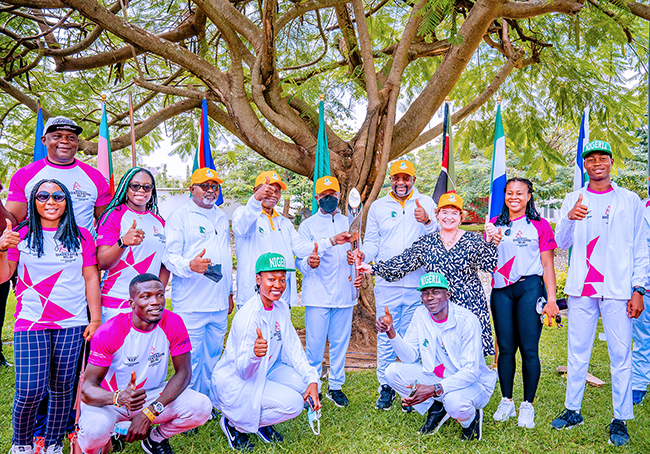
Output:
[440,229,459,249]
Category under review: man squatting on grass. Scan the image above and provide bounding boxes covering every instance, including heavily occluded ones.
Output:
[376,272,497,441]
[77,274,211,454]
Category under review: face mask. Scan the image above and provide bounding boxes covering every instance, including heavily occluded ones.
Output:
[318,195,338,213]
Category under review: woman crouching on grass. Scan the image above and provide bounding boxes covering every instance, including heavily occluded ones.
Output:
[0,179,101,454]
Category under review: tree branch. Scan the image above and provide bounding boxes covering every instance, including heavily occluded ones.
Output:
[1,0,66,8]
[500,0,583,19]
[628,1,650,21]
[276,0,348,32]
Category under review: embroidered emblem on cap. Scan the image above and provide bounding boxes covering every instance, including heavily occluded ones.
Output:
[400,162,407,169]
[448,194,456,202]
[324,178,331,186]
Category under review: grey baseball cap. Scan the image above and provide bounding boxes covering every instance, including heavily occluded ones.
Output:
[43,116,83,137]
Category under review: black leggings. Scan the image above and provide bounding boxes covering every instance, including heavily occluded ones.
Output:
[0,280,9,353]
[490,275,545,403]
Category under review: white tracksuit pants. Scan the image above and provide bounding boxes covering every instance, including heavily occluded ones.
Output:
[254,362,310,431]
[77,385,211,454]
[632,293,650,392]
[178,310,228,401]
[385,363,489,426]
[375,285,420,385]
[305,306,353,391]
[565,296,633,420]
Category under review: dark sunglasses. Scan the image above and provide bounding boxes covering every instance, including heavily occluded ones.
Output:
[35,191,66,203]
[194,183,219,191]
[128,183,154,193]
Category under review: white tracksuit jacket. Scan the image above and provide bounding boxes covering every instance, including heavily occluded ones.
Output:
[163,200,233,312]
[389,303,497,395]
[212,295,318,433]
[232,196,332,307]
[296,210,356,308]
[361,188,439,289]
[555,183,648,298]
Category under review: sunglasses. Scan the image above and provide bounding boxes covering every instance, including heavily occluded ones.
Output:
[35,191,66,203]
[128,183,153,193]
[194,183,220,191]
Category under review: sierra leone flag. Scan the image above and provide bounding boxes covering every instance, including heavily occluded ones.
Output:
[488,103,507,219]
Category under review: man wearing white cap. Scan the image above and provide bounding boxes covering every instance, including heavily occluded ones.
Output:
[552,140,648,446]
[353,159,438,411]
[296,176,353,407]
[163,168,233,420]
[232,171,348,308]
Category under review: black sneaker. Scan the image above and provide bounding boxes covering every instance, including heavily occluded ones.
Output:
[209,408,221,421]
[0,351,11,368]
[609,419,629,446]
[220,416,254,452]
[326,388,350,408]
[551,408,584,430]
[461,409,483,441]
[141,434,174,454]
[375,385,395,410]
[181,428,198,436]
[257,425,283,443]
[419,401,450,435]
[402,404,414,413]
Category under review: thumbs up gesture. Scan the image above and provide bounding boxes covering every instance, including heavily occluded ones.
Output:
[121,370,147,410]
[309,243,320,269]
[485,222,502,245]
[0,219,20,251]
[376,306,394,333]
[254,327,268,357]
[414,199,429,224]
[120,219,145,247]
[190,248,211,274]
[568,193,588,221]
[254,176,277,202]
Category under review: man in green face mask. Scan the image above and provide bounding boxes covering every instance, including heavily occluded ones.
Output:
[296,176,354,408]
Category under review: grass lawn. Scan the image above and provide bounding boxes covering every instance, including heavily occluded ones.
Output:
[1,295,650,453]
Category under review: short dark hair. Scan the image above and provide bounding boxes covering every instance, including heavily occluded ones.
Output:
[129,273,162,298]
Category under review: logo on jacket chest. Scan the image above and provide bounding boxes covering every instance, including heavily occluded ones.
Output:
[152,225,166,243]
[147,346,166,367]
[270,321,282,341]
[71,181,92,201]
[123,355,140,368]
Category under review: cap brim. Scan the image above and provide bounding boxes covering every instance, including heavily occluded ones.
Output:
[581,149,612,159]
[417,284,448,291]
[44,125,82,136]
[191,176,224,185]
[256,267,296,273]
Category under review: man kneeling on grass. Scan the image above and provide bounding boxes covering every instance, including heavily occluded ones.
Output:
[77,273,211,454]
[212,252,321,452]
[378,272,497,441]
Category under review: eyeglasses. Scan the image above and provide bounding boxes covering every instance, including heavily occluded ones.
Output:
[35,191,66,203]
[194,183,219,192]
[128,183,153,193]
[390,175,413,182]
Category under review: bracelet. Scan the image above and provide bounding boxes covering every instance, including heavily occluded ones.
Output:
[0,249,7,252]
[113,390,122,407]
[142,407,156,422]
[90,320,102,323]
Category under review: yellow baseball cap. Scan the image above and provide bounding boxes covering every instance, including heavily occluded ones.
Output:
[315,176,340,194]
[389,160,415,177]
[437,192,463,210]
[255,171,287,190]
[190,168,223,185]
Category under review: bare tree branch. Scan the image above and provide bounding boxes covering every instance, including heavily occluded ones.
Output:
[500,0,583,19]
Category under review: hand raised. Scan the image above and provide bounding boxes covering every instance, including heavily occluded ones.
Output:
[254,327,268,357]
[568,194,588,221]
[332,231,351,244]
[121,220,145,247]
[414,199,429,224]
[119,371,147,411]
[309,243,320,269]
[189,248,211,274]
[254,176,276,202]
[375,307,393,333]
[0,219,20,251]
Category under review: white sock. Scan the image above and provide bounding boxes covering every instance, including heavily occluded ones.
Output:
[149,427,166,443]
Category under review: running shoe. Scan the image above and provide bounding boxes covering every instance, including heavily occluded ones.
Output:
[493,398,516,422]
[141,434,174,454]
[257,425,283,443]
[461,409,483,441]
[9,446,33,454]
[551,408,583,430]
[43,446,62,454]
[517,401,535,428]
[419,401,450,435]
[375,385,395,410]
[220,416,254,452]
[608,418,629,446]
[326,388,350,408]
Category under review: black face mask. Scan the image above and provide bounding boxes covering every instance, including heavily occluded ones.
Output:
[319,195,339,213]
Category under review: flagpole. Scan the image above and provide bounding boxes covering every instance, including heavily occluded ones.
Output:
[128,93,136,167]
[647,29,649,195]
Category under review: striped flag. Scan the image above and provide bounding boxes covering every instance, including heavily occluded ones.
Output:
[573,106,589,191]
[192,98,223,205]
[432,100,456,203]
[312,97,331,214]
[33,104,46,161]
[488,102,507,220]
[97,100,115,195]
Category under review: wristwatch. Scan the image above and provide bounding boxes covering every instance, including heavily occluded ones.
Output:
[117,236,127,249]
[633,286,646,296]
[151,400,164,416]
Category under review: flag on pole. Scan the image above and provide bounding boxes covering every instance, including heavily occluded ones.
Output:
[97,98,115,195]
[432,99,456,203]
[33,103,46,161]
[488,101,507,220]
[312,96,331,215]
[192,98,223,205]
[573,106,590,191]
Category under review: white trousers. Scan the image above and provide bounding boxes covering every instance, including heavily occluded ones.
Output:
[305,306,354,391]
[177,310,228,401]
[77,385,211,454]
[566,296,633,420]
[632,294,650,391]
[385,363,489,425]
[374,285,420,385]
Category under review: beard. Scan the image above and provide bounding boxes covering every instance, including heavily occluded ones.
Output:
[202,196,217,207]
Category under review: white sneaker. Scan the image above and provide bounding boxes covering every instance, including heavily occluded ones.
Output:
[10,446,33,454]
[43,446,62,454]
[518,401,535,428]
[493,397,516,421]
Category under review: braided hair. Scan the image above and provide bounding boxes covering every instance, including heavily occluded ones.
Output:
[98,167,160,226]
[494,177,541,227]
[17,179,82,258]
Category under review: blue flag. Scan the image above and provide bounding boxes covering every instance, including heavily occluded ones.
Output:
[33,106,46,161]
[192,99,223,205]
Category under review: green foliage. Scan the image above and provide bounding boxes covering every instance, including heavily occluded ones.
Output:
[556,269,568,300]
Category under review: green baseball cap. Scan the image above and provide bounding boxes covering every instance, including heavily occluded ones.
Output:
[255,252,295,274]
[581,140,612,159]
[417,272,449,291]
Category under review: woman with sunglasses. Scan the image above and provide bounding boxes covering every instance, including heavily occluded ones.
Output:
[487,177,558,429]
[96,167,168,321]
[0,179,101,454]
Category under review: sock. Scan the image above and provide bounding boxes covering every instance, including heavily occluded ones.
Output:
[149,427,166,443]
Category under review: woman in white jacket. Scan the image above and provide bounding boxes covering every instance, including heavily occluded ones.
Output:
[211,252,320,452]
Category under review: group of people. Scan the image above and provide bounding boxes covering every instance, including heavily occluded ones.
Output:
[1,116,649,453]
